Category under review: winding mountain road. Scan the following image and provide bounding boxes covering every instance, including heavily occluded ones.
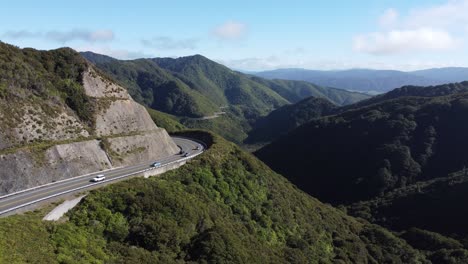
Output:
[0,137,204,216]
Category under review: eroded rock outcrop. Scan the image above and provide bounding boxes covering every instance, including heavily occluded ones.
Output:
[95,100,157,136]
[82,68,129,99]
[106,129,179,167]
[0,45,178,195]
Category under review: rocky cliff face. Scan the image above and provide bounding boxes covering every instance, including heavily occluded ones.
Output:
[83,68,179,168]
[0,45,178,195]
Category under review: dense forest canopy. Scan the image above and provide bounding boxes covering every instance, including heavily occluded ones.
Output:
[0,132,432,263]
[256,82,468,204]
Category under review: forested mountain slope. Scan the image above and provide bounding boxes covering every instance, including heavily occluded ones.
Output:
[250,76,369,105]
[256,83,468,204]
[0,132,430,263]
[82,52,368,143]
[246,97,336,144]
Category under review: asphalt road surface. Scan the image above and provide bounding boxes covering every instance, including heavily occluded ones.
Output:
[0,136,204,216]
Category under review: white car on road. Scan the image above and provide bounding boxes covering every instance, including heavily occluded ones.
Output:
[91,174,106,182]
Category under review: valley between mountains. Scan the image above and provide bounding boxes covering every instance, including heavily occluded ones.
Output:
[3,41,468,263]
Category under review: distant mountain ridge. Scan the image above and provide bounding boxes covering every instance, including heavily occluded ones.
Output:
[249,76,368,106]
[255,67,468,94]
[256,81,468,204]
[246,81,468,145]
[412,67,468,83]
[82,52,369,143]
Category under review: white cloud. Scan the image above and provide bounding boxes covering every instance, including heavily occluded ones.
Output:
[141,37,198,50]
[213,21,247,40]
[354,1,468,55]
[379,8,399,28]
[2,30,41,39]
[353,28,458,55]
[406,0,468,29]
[2,29,115,43]
[88,30,115,42]
[46,29,114,43]
[219,56,281,70]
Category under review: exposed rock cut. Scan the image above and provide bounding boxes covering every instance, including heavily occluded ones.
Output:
[0,46,179,195]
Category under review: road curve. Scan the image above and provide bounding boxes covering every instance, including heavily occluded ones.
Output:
[0,136,204,216]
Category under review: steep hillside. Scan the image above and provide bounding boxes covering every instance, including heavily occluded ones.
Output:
[348,169,468,239]
[249,77,370,105]
[0,43,178,195]
[82,52,369,143]
[246,82,467,145]
[180,113,250,144]
[255,68,448,94]
[256,84,468,204]
[146,107,186,133]
[344,168,468,263]
[0,132,429,263]
[246,97,336,144]
[82,53,288,118]
[79,51,117,64]
[153,55,289,113]
[80,53,219,118]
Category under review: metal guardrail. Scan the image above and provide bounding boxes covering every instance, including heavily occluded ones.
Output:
[0,143,204,216]
[0,166,125,200]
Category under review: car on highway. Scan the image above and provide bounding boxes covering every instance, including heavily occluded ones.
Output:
[194,145,200,150]
[152,162,162,168]
[91,174,106,182]
[183,152,190,157]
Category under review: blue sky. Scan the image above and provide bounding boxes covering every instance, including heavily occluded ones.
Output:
[1,0,467,71]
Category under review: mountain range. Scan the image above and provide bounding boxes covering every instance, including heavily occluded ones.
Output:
[81,52,369,143]
[1,131,436,263]
[254,68,468,94]
[3,42,468,263]
[0,43,428,262]
[256,81,468,204]
[254,81,468,262]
